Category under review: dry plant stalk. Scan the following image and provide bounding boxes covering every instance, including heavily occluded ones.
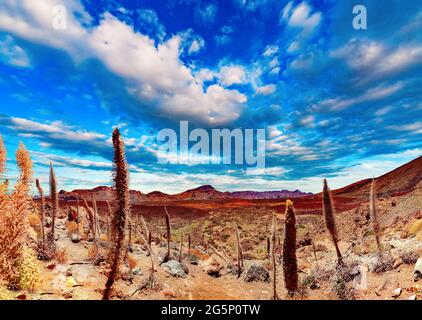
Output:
[209,244,231,266]
[148,231,152,248]
[234,222,243,276]
[106,200,113,241]
[138,215,155,287]
[309,222,319,269]
[103,128,129,300]
[179,233,183,262]
[82,195,98,250]
[0,142,33,288]
[35,178,46,246]
[369,178,382,252]
[49,162,58,238]
[188,234,191,256]
[283,200,298,297]
[271,212,279,300]
[164,207,172,261]
[92,194,101,238]
[322,179,343,265]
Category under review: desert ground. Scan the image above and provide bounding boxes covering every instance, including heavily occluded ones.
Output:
[0,156,420,300]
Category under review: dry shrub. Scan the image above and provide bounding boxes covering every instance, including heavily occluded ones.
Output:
[56,248,68,264]
[400,250,419,265]
[67,221,79,234]
[19,247,43,292]
[372,253,395,274]
[0,142,33,289]
[0,283,14,300]
[330,261,359,300]
[28,212,41,229]
[406,219,422,235]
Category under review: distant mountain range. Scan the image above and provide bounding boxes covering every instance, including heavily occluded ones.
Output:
[58,156,422,204]
[59,184,312,202]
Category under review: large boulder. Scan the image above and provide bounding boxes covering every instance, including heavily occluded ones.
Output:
[244,263,270,282]
[162,260,188,278]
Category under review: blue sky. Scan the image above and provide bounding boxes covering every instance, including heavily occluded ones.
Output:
[0,0,421,194]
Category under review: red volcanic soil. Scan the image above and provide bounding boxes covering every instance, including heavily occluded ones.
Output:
[50,156,421,218]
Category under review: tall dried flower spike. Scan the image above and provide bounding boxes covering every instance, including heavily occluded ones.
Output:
[322,179,343,265]
[369,178,382,252]
[1,142,33,288]
[82,196,98,249]
[36,179,46,246]
[271,212,279,300]
[106,200,113,241]
[137,215,156,289]
[283,200,298,297]
[179,233,183,262]
[234,222,243,276]
[103,128,129,300]
[49,162,58,238]
[164,207,172,262]
[15,142,32,192]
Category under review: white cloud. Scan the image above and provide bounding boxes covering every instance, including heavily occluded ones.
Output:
[263,44,278,57]
[218,65,247,86]
[195,2,217,24]
[331,39,422,80]
[255,84,276,95]
[188,38,205,54]
[299,115,315,128]
[0,2,246,126]
[319,82,404,111]
[281,1,321,34]
[388,121,422,133]
[0,35,30,67]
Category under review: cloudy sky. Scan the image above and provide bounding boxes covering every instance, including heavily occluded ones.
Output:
[0,0,421,194]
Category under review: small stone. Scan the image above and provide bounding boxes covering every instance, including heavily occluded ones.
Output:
[408,294,417,300]
[244,263,270,282]
[392,288,402,298]
[132,267,142,276]
[119,266,134,281]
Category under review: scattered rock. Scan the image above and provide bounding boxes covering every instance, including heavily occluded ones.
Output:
[414,258,422,282]
[409,294,417,300]
[244,263,270,282]
[162,260,187,278]
[132,267,142,276]
[392,288,402,298]
[201,258,222,278]
[70,233,81,243]
[119,266,134,281]
[187,254,199,265]
[297,238,312,247]
[47,263,56,270]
